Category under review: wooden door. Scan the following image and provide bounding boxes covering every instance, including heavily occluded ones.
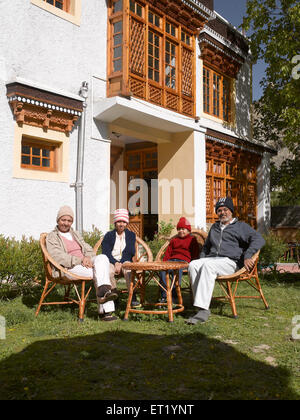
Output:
[125,146,158,239]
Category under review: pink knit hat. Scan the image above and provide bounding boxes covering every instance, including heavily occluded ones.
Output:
[113,208,129,224]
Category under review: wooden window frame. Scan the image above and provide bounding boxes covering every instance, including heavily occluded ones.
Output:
[21,138,58,172]
[107,0,196,117]
[206,144,258,227]
[43,0,70,13]
[203,66,232,123]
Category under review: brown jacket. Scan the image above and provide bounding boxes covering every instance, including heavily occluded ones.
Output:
[46,227,95,277]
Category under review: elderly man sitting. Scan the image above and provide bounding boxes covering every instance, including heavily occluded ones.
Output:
[46,205,118,321]
[187,197,265,325]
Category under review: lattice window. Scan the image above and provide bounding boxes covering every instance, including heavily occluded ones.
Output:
[182,48,193,97]
[130,18,146,76]
[108,1,195,117]
[206,141,259,226]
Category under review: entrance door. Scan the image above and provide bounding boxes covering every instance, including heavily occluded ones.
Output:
[125,145,158,239]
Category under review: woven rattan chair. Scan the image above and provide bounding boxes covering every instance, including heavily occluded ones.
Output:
[93,234,153,293]
[36,233,94,322]
[155,229,208,293]
[214,251,269,318]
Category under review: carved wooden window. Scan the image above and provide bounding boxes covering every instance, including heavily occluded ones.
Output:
[206,141,259,227]
[43,0,69,12]
[112,20,123,73]
[165,40,177,90]
[107,0,196,117]
[21,138,57,172]
[148,31,161,83]
[203,66,231,122]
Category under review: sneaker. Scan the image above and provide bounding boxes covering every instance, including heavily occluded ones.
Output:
[131,293,141,308]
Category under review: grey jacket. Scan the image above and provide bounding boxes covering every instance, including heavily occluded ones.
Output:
[200,219,265,268]
[46,227,95,277]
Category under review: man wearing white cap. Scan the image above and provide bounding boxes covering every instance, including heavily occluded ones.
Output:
[46,205,118,321]
[101,209,139,307]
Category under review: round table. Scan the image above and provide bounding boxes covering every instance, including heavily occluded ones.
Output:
[122,261,189,322]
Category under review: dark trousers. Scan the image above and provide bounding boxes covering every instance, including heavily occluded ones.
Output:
[159,259,186,299]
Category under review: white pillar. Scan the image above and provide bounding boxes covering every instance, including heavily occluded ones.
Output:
[194,129,207,230]
[257,151,271,234]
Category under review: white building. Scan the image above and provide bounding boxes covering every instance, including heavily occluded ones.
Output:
[0,0,273,239]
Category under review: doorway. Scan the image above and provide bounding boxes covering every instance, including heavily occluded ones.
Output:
[125,143,158,239]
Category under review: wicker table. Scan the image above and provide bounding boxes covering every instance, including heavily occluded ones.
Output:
[122,261,189,322]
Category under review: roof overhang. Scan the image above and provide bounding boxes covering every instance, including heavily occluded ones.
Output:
[94,96,206,135]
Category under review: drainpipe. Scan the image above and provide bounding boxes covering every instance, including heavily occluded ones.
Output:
[70,81,88,234]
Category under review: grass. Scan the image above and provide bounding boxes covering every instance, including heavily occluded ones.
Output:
[0,273,300,400]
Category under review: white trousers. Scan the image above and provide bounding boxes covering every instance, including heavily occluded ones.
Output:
[68,254,115,314]
[188,257,237,310]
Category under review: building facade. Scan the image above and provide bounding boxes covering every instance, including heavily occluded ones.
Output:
[0,0,272,239]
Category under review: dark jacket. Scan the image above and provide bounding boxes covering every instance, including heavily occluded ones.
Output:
[102,229,136,265]
[200,219,265,268]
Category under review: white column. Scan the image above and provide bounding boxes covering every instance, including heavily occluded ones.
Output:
[257,151,271,234]
[194,129,207,230]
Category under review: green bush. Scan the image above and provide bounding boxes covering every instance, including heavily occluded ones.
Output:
[82,225,103,249]
[0,235,44,296]
[259,232,288,269]
[146,220,175,259]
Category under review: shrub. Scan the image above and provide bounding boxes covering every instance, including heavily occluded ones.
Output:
[0,235,44,296]
[146,220,175,259]
[82,225,103,249]
[259,232,288,269]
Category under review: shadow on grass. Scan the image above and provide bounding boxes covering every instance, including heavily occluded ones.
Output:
[0,329,299,401]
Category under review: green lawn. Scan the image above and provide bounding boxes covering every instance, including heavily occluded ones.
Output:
[0,273,299,400]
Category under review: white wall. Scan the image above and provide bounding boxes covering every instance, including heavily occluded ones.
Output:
[0,0,110,238]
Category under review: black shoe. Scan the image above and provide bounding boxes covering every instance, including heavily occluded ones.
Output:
[99,312,118,322]
[131,293,141,308]
[97,288,118,304]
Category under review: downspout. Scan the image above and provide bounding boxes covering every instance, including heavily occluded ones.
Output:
[70,81,88,234]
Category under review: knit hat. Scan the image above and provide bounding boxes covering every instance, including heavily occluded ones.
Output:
[113,208,129,224]
[56,205,74,222]
[215,197,234,214]
[177,217,191,232]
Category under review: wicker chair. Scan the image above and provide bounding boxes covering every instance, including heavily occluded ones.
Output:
[214,251,269,318]
[93,234,153,294]
[36,233,94,322]
[155,229,208,292]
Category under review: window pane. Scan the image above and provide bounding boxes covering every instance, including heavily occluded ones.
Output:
[114,21,122,34]
[113,0,123,13]
[42,159,50,167]
[32,147,41,156]
[114,59,122,72]
[22,145,30,154]
[42,149,50,157]
[114,46,122,59]
[21,156,30,165]
[32,157,41,166]
[114,33,122,46]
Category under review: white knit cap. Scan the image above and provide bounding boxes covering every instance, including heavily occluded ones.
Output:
[113,208,129,224]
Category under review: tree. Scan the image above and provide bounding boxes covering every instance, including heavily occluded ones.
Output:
[243,0,300,204]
